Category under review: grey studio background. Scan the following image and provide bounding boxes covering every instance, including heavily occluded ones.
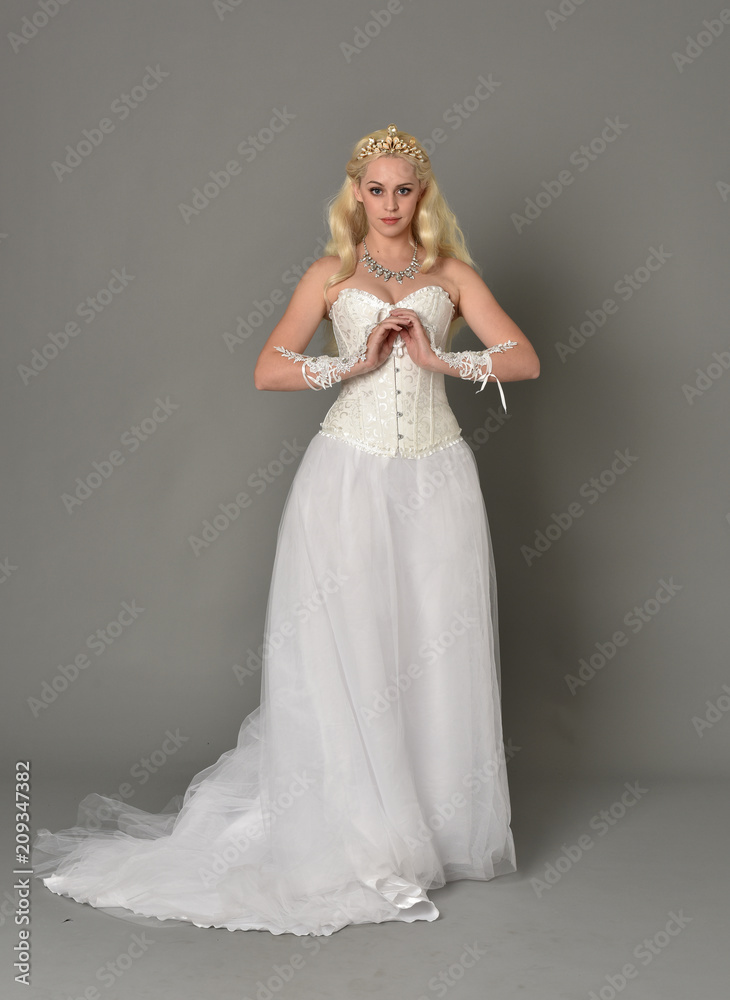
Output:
[1,1,728,999]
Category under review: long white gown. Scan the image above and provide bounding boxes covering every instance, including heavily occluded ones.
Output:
[32,283,517,936]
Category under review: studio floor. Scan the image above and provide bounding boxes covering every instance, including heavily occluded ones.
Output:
[3,775,727,1000]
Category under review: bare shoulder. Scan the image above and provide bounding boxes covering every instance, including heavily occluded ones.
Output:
[434,257,482,316]
[288,255,339,306]
[317,253,342,275]
[308,254,341,285]
[256,256,339,359]
[441,257,483,290]
[309,254,349,314]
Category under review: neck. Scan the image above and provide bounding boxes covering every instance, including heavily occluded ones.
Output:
[362,231,416,260]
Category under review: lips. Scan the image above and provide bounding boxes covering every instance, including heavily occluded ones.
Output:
[381,217,400,223]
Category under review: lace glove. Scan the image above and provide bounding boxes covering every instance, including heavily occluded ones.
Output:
[432,340,518,412]
[273,344,368,390]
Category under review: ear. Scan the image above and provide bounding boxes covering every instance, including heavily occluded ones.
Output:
[351,180,363,204]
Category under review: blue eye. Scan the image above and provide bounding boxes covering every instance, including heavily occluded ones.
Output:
[368,187,412,195]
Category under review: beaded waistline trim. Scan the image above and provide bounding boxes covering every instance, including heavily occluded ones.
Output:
[317,429,463,460]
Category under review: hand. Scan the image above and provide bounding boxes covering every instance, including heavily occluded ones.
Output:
[362,314,407,371]
[387,308,436,370]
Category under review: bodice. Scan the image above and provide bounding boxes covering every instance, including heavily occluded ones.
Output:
[319,285,463,458]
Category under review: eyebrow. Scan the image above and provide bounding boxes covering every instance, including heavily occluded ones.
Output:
[366,180,413,185]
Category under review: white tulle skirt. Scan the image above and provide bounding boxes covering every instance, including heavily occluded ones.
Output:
[32,431,516,936]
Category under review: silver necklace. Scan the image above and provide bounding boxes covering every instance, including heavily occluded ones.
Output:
[359,238,421,284]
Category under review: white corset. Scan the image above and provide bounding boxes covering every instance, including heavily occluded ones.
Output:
[319,285,463,459]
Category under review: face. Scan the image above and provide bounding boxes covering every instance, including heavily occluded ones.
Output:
[352,156,424,241]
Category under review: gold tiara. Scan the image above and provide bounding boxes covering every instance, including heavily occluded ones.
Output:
[356,123,426,162]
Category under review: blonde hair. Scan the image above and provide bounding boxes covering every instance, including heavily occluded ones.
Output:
[319,125,480,355]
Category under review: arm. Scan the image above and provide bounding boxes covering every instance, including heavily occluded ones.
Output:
[270,343,368,390]
[253,257,371,392]
[429,260,540,387]
[431,340,520,412]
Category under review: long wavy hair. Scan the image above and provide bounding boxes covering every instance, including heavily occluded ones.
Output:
[319,125,480,355]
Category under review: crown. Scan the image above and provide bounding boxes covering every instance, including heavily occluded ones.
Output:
[356,123,426,162]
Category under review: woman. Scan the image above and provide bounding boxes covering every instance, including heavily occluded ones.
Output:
[32,124,539,937]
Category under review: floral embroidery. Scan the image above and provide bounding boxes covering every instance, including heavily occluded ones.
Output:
[432,341,518,411]
[273,345,368,390]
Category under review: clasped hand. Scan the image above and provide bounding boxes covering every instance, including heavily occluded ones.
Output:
[363,308,436,372]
